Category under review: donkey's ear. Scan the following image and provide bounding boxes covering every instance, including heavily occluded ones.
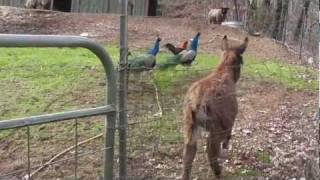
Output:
[234,37,248,55]
[221,35,229,51]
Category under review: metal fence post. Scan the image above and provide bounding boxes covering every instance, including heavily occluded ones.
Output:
[119,0,128,180]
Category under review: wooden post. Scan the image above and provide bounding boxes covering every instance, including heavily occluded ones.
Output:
[119,0,128,180]
[50,0,54,10]
[299,10,306,60]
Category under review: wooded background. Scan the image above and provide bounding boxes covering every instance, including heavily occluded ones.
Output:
[160,0,319,64]
[0,0,318,63]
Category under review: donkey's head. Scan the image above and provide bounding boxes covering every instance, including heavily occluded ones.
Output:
[221,35,248,67]
[221,7,229,15]
[219,35,248,82]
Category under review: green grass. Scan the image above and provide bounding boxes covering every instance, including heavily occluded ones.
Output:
[233,168,263,177]
[152,52,318,92]
[0,46,317,138]
[0,46,317,179]
[0,47,119,119]
[243,57,318,90]
[153,111,182,142]
[256,151,272,164]
[153,52,219,91]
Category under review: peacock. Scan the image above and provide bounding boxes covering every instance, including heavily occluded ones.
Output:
[164,41,188,55]
[179,32,201,66]
[128,37,161,71]
[157,32,200,69]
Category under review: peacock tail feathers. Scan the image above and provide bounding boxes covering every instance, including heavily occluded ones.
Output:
[128,37,161,71]
[156,54,182,69]
[164,41,188,55]
[128,54,156,70]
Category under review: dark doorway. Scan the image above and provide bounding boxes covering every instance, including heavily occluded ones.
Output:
[128,0,134,16]
[148,0,158,16]
[53,0,72,12]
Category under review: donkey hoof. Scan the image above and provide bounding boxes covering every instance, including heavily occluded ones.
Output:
[222,141,229,149]
[214,166,222,178]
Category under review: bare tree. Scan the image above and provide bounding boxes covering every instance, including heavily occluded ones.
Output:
[261,0,272,33]
[246,0,257,34]
[271,0,283,39]
[278,0,289,41]
[294,0,311,41]
[234,0,239,21]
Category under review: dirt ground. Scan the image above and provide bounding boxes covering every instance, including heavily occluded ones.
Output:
[125,78,318,179]
[0,6,319,180]
[0,6,308,66]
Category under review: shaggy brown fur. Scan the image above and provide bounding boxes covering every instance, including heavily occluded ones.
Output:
[182,36,248,179]
[208,8,229,24]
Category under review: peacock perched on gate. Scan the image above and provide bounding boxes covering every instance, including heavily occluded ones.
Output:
[128,37,161,71]
[157,32,200,69]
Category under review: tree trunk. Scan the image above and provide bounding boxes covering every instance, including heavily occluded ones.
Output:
[246,0,257,34]
[271,0,282,39]
[262,0,272,34]
[278,0,289,40]
[234,0,239,21]
[294,0,311,41]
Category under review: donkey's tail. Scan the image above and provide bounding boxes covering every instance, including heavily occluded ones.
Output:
[183,105,198,145]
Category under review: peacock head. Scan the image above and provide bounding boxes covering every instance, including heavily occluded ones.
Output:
[148,37,162,56]
[190,32,201,51]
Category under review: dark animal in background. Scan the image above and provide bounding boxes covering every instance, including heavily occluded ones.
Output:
[164,41,188,55]
[182,36,248,179]
[208,8,229,24]
[128,37,161,71]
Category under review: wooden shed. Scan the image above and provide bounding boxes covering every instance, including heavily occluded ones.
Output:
[0,0,159,16]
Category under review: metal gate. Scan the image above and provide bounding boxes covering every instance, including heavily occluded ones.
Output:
[0,34,117,180]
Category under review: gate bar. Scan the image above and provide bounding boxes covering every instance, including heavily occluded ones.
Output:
[0,105,115,130]
[0,34,117,180]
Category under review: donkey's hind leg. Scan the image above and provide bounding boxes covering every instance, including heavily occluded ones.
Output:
[222,129,232,149]
[182,142,197,180]
[182,127,199,180]
[207,132,222,178]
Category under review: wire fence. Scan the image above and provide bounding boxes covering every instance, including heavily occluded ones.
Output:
[0,1,319,179]
[0,117,110,180]
[1,53,317,179]
[122,54,318,179]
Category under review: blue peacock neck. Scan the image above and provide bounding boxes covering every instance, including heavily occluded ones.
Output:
[190,33,200,52]
[148,39,161,56]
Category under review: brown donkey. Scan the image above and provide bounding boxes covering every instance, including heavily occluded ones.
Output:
[182,36,248,179]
